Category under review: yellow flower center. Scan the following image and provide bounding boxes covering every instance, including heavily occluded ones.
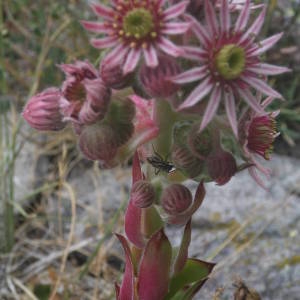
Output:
[215,44,245,80]
[123,8,154,39]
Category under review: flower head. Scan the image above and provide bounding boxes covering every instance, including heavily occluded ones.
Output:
[82,0,190,74]
[239,96,279,188]
[22,88,66,131]
[59,60,111,125]
[171,0,289,136]
[246,114,277,160]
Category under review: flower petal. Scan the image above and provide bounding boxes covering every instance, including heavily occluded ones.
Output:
[220,0,230,35]
[158,37,184,57]
[123,48,142,74]
[238,88,265,113]
[248,166,267,190]
[204,0,219,37]
[248,33,283,56]
[235,0,251,32]
[241,75,283,99]
[240,6,266,44]
[181,46,207,61]
[170,67,208,84]
[143,45,158,68]
[163,1,189,20]
[90,3,114,20]
[80,21,112,34]
[178,77,213,109]
[200,85,221,131]
[224,89,238,137]
[161,22,191,35]
[184,14,210,46]
[103,44,129,66]
[247,63,291,75]
[91,36,118,49]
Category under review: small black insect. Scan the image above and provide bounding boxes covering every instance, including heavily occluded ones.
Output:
[147,148,175,175]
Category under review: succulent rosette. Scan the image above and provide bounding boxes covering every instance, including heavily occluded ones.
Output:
[59,60,111,126]
[171,0,289,136]
[82,0,190,74]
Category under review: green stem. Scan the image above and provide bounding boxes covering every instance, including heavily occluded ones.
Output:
[153,99,178,158]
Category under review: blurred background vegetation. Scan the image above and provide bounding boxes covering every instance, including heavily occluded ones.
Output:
[0,0,299,299]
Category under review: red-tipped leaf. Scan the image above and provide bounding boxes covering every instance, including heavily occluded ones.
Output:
[115,234,136,300]
[138,229,172,300]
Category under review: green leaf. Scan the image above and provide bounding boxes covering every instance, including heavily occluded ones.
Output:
[164,258,215,300]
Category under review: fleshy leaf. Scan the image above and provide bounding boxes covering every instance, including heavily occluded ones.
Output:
[138,229,172,300]
[173,219,191,274]
[165,258,215,299]
[132,151,143,184]
[115,234,135,300]
[125,151,145,248]
[142,206,164,239]
[125,200,145,248]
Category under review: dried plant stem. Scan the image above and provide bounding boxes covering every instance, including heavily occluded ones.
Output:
[49,182,77,300]
[0,0,6,93]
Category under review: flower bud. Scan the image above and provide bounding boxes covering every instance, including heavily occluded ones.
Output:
[59,61,111,125]
[172,121,193,147]
[171,144,203,178]
[100,58,133,89]
[207,150,237,185]
[131,180,155,208]
[161,184,192,215]
[106,97,136,125]
[22,88,66,131]
[188,123,213,159]
[113,121,135,147]
[79,123,118,162]
[138,55,181,98]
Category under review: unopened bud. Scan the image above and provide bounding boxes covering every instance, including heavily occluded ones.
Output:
[22,88,66,131]
[207,150,237,185]
[131,180,155,208]
[113,121,135,147]
[161,184,192,215]
[171,144,203,178]
[172,121,193,147]
[106,97,136,125]
[138,55,181,98]
[100,58,133,89]
[79,123,118,161]
[188,124,213,159]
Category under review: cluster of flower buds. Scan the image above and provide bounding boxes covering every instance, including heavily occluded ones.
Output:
[23,60,160,167]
